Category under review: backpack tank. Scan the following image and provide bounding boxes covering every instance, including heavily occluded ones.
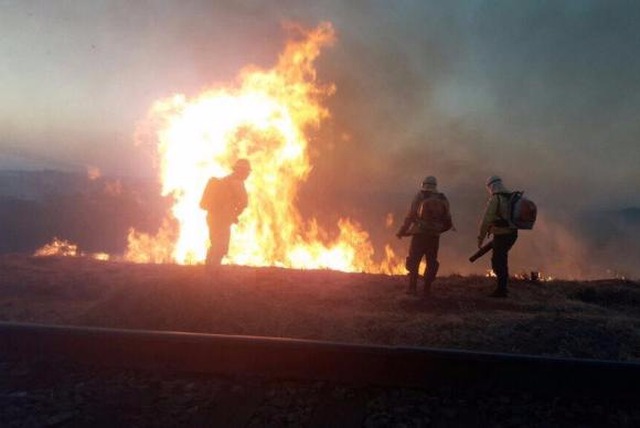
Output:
[417,193,452,233]
[510,192,537,230]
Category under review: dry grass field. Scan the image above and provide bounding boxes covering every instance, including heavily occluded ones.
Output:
[1,254,639,362]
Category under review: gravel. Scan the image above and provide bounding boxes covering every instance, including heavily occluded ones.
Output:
[2,355,639,427]
[2,256,640,426]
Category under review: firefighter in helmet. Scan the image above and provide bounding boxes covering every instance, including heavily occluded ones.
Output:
[478,175,518,297]
[199,159,251,267]
[397,176,452,296]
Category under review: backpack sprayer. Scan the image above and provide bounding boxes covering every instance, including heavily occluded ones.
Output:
[469,191,537,263]
[469,240,493,263]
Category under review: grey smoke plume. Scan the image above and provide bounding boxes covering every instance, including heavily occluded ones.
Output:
[291,1,640,278]
[2,1,639,278]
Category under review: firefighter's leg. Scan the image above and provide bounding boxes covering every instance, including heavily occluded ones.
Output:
[207,221,231,268]
[423,235,440,295]
[490,233,517,297]
[490,241,507,296]
[206,219,217,266]
[405,235,424,295]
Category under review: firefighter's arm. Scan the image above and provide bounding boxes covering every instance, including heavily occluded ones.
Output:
[396,194,421,238]
[478,196,498,246]
[239,188,248,213]
[231,186,249,223]
[443,196,456,232]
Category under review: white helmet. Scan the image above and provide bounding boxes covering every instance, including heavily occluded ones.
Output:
[486,175,502,187]
[421,176,437,191]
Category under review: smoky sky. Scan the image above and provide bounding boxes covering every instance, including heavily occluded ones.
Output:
[1,0,639,277]
[303,0,640,209]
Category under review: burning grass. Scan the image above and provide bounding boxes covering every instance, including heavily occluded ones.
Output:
[123,22,403,274]
[0,254,639,362]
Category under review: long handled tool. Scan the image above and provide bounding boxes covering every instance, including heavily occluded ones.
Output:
[469,240,493,263]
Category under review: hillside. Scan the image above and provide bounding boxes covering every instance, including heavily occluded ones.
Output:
[0,170,167,254]
[1,255,639,362]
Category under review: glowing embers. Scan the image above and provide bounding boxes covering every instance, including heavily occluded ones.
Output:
[514,271,554,282]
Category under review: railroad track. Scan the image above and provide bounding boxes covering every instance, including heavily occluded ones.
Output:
[2,321,639,396]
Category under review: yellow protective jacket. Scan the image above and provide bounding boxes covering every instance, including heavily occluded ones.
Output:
[478,192,517,240]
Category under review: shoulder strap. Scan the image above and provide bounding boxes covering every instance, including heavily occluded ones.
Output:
[495,193,509,220]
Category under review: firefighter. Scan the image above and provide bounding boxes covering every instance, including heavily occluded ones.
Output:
[199,159,251,268]
[396,176,452,296]
[478,175,518,297]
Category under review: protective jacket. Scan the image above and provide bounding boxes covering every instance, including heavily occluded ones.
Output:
[397,191,451,237]
[478,184,517,240]
[200,174,248,224]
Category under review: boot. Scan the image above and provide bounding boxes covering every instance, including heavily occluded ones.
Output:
[423,280,432,297]
[489,278,509,297]
[406,273,418,295]
[423,260,438,297]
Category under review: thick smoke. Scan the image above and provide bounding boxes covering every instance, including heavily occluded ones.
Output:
[3,1,639,278]
[288,1,640,278]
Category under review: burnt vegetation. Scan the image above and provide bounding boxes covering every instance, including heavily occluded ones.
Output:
[570,281,640,312]
[1,255,639,362]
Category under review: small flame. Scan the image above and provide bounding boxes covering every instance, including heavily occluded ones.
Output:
[92,252,110,261]
[34,238,78,257]
[514,271,554,282]
[34,238,110,261]
[606,269,628,281]
[385,213,395,228]
[87,166,101,181]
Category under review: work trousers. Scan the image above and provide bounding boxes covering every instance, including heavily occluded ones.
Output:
[206,215,232,266]
[491,232,518,291]
[406,233,440,285]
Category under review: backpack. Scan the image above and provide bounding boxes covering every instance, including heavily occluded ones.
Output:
[199,178,220,211]
[501,191,537,230]
[416,193,452,234]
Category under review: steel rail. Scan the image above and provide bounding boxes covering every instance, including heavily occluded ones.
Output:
[1,321,639,396]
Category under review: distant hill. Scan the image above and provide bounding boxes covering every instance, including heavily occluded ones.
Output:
[0,170,89,201]
[0,170,167,254]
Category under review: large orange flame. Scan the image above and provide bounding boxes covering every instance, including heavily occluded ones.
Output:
[125,23,402,274]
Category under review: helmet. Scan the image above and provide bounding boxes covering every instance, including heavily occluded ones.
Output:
[421,176,437,191]
[232,159,251,173]
[485,175,502,187]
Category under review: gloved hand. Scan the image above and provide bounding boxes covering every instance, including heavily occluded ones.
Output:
[477,236,484,249]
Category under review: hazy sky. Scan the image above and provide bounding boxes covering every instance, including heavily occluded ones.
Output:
[1,0,639,209]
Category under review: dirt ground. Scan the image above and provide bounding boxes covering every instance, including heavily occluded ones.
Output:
[1,254,639,361]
